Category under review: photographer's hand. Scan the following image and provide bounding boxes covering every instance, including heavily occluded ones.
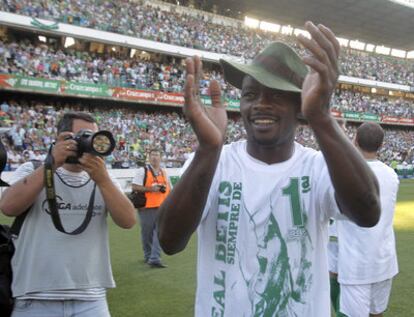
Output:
[149,184,163,192]
[78,153,110,185]
[0,133,77,216]
[79,153,136,229]
[52,132,78,169]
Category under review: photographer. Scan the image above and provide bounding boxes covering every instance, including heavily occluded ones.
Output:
[131,148,170,268]
[0,112,136,317]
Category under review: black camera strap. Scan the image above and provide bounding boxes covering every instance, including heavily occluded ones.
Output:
[147,164,163,184]
[44,146,96,235]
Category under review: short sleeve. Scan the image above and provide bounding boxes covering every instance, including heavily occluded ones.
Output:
[132,167,145,185]
[111,176,124,192]
[9,162,35,184]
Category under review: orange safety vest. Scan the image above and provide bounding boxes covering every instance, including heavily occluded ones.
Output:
[144,167,170,208]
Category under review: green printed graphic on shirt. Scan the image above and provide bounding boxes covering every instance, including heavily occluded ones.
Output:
[215,181,242,265]
[243,208,312,316]
[242,177,312,316]
[211,181,242,316]
[211,176,313,316]
[211,270,226,317]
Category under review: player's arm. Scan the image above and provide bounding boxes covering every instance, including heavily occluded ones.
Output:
[157,56,227,255]
[0,132,78,216]
[298,22,380,227]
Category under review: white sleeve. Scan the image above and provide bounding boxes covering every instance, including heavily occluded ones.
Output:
[132,167,145,185]
[180,153,194,176]
[9,162,35,184]
[162,168,172,187]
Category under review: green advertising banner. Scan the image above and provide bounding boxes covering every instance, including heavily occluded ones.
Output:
[226,99,239,109]
[201,96,239,109]
[343,111,361,120]
[14,76,60,93]
[343,111,379,122]
[200,96,212,106]
[362,113,380,122]
[63,81,112,97]
[0,74,412,127]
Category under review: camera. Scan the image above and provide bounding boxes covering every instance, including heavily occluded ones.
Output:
[159,185,166,193]
[65,129,116,164]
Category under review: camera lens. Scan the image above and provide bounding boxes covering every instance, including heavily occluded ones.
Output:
[93,134,112,154]
[91,131,115,156]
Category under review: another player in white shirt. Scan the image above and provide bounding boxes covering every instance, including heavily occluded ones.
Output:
[338,122,399,317]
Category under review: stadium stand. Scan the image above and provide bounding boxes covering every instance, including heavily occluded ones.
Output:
[1,0,413,85]
[0,0,412,175]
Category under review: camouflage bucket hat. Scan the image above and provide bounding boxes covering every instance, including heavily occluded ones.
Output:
[220,42,308,93]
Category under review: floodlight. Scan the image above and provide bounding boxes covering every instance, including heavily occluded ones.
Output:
[38,36,47,43]
[388,0,414,9]
[294,28,310,38]
[336,37,349,47]
[350,40,365,50]
[281,25,293,35]
[260,21,280,33]
[375,46,391,55]
[64,37,75,48]
[391,49,407,58]
[244,16,259,29]
[366,44,375,52]
[130,49,136,58]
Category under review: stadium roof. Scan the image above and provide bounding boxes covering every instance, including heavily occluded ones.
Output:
[220,0,414,51]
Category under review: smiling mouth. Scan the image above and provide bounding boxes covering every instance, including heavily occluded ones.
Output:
[253,119,276,124]
[251,118,280,128]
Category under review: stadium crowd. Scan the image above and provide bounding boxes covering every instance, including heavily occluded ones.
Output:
[0,39,240,100]
[332,90,414,118]
[0,100,412,170]
[1,0,413,85]
[1,40,413,118]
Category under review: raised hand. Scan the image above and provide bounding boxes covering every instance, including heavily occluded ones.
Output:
[183,56,227,150]
[297,21,340,122]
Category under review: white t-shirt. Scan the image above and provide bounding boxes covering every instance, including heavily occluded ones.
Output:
[131,166,147,186]
[183,140,341,317]
[10,162,122,300]
[337,160,399,285]
[328,219,338,274]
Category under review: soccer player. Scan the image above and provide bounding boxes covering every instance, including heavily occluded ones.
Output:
[158,22,380,316]
[337,122,399,317]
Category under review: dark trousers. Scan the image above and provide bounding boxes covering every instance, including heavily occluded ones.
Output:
[138,207,161,264]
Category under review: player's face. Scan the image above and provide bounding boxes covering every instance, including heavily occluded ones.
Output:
[240,76,300,151]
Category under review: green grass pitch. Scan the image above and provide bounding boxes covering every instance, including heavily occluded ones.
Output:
[1,179,413,316]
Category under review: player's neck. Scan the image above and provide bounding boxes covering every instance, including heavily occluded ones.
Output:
[362,151,377,161]
[149,163,160,172]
